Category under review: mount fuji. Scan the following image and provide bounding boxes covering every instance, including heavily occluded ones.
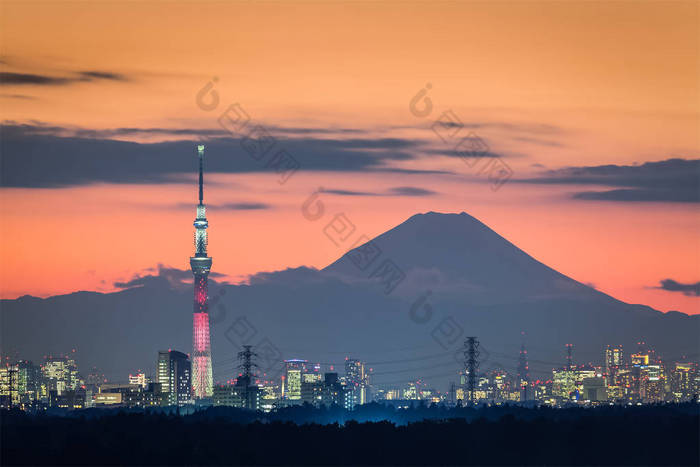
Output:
[1,212,697,388]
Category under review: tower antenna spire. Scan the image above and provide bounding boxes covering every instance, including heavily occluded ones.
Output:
[197,144,205,204]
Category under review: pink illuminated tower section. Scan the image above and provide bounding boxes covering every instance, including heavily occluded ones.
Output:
[190,144,213,399]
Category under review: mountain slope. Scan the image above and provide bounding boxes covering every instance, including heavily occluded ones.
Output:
[324,212,640,307]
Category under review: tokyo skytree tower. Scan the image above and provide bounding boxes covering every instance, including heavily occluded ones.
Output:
[190,144,213,399]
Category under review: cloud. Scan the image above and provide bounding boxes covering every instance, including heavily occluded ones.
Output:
[0,70,127,86]
[518,158,700,203]
[393,121,563,135]
[3,124,363,140]
[511,135,563,147]
[0,94,35,100]
[0,122,444,188]
[656,279,700,297]
[321,186,437,197]
[172,202,272,211]
[322,189,376,196]
[215,202,271,210]
[388,186,436,196]
[114,264,225,290]
[0,72,70,85]
[573,188,697,203]
[245,266,325,286]
[76,71,127,81]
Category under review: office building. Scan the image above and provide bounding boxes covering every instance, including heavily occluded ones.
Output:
[156,350,192,406]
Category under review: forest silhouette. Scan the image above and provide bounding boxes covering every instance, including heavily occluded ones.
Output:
[2,402,698,465]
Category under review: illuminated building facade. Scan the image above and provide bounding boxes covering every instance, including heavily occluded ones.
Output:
[190,145,214,399]
[283,359,307,400]
[345,358,368,407]
[128,372,147,388]
[0,365,16,407]
[671,362,698,401]
[212,383,261,410]
[156,350,191,406]
[552,369,576,400]
[4,361,44,407]
[604,344,623,386]
[42,355,81,396]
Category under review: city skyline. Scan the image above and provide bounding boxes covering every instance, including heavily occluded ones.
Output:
[3,336,697,411]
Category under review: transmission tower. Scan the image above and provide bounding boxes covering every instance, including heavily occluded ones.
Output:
[518,332,530,401]
[236,345,259,410]
[463,337,480,406]
[565,343,574,370]
[237,345,258,386]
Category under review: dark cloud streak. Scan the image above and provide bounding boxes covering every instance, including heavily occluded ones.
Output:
[388,186,437,196]
[322,186,437,197]
[0,70,127,86]
[657,279,700,297]
[518,159,700,203]
[113,264,225,290]
[211,202,271,211]
[0,123,444,188]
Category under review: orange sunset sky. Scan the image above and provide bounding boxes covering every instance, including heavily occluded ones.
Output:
[1,1,698,314]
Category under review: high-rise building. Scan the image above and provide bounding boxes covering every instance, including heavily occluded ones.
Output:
[258,379,281,412]
[517,332,530,401]
[631,353,649,366]
[299,372,351,409]
[552,369,577,400]
[156,350,192,406]
[604,344,624,386]
[129,372,148,388]
[14,361,42,406]
[640,364,664,403]
[345,358,367,407]
[283,359,307,400]
[212,382,261,410]
[582,377,607,402]
[0,364,17,407]
[302,363,322,383]
[671,362,697,401]
[42,355,80,396]
[190,145,214,399]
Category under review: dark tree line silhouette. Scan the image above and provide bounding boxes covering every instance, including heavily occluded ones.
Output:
[2,402,698,465]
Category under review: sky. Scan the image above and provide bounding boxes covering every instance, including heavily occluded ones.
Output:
[1,1,698,315]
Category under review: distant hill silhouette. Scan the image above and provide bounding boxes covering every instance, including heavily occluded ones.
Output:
[1,212,697,387]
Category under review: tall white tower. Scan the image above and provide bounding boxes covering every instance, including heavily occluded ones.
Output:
[190,144,213,399]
